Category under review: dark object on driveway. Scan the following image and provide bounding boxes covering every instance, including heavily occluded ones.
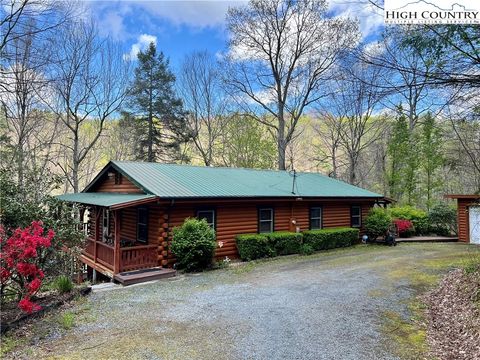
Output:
[363,225,397,246]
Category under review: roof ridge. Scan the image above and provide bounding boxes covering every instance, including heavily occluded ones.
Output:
[112,160,329,176]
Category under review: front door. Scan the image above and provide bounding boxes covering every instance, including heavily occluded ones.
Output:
[469,206,480,244]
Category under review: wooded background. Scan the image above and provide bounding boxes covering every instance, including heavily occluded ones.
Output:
[1,0,479,211]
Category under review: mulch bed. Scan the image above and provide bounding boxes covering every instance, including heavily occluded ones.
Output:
[423,268,480,360]
[1,286,91,334]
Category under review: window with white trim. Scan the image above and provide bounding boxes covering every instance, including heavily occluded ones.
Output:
[197,209,215,229]
[258,208,274,233]
[310,207,322,230]
[351,205,362,228]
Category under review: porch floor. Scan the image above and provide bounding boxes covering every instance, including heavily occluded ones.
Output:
[113,267,176,286]
[396,236,458,243]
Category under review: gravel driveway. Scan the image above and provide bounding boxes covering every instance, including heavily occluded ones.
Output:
[5,243,479,360]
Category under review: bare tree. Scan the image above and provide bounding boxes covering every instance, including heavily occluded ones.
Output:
[320,60,386,185]
[52,20,130,192]
[224,0,358,170]
[0,14,65,196]
[0,0,73,55]
[179,51,227,166]
[359,29,436,132]
[444,90,480,192]
[312,111,344,179]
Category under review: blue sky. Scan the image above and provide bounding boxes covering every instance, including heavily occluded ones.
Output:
[86,0,384,71]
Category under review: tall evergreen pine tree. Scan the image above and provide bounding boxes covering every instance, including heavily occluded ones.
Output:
[126,42,190,162]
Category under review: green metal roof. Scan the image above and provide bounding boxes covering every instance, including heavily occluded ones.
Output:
[96,161,383,199]
[56,192,157,207]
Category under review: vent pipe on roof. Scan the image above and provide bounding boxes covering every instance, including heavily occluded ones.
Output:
[289,169,297,195]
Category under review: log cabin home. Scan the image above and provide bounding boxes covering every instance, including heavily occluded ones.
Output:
[58,161,389,284]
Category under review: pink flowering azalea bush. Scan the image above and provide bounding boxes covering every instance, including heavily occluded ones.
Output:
[0,221,54,313]
[393,219,414,237]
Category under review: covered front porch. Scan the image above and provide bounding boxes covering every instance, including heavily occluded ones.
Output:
[58,192,176,284]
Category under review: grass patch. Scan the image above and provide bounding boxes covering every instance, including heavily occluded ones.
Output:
[380,244,480,359]
[463,252,480,274]
[59,311,75,330]
[229,261,258,275]
[0,335,24,356]
[382,308,427,360]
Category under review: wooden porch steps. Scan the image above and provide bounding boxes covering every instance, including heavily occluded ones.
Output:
[113,267,176,286]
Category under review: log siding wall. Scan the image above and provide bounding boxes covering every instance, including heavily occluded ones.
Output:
[458,199,469,242]
[107,200,376,267]
[91,169,143,193]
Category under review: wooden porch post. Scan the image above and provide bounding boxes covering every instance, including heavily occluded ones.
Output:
[113,210,121,274]
[94,206,100,264]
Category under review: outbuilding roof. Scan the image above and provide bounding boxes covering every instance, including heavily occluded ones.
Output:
[83,161,384,199]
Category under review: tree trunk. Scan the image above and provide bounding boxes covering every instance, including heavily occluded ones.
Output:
[277,111,286,170]
[73,131,79,193]
[331,147,338,179]
[147,86,153,162]
[348,153,357,185]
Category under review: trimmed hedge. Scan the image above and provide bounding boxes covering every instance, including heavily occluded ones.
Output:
[303,227,359,251]
[268,231,303,255]
[236,228,359,261]
[235,234,274,261]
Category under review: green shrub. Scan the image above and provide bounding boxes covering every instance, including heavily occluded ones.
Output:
[235,234,274,261]
[299,243,314,255]
[364,207,392,239]
[388,206,429,236]
[171,218,217,272]
[267,232,303,255]
[303,227,359,251]
[428,203,457,236]
[54,275,73,294]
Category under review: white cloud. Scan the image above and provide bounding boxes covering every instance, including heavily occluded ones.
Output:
[329,0,384,39]
[100,9,128,40]
[133,0,247,29]
[124,34,157,61]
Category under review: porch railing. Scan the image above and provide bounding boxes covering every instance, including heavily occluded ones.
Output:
[96,242,114,269]
[120,245,158,272]
[83,238,114,271]
[82,238,158,273]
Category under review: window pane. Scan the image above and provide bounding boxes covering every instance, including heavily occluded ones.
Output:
[138,224,148,242]
[310,219,321,230]
[197,210,215,229]
[351,216,361,227]
[311,208,321,219]
[259,209,273,221]
[138,208,148,224]
[351,206,361,216]
[259,221,272,233]
[198,210,214,226]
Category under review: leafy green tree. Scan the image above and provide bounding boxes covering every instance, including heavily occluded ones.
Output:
[420,113,444,211]
[218,114,277,169]
[386,109,410,202]
[126,42,190,162]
